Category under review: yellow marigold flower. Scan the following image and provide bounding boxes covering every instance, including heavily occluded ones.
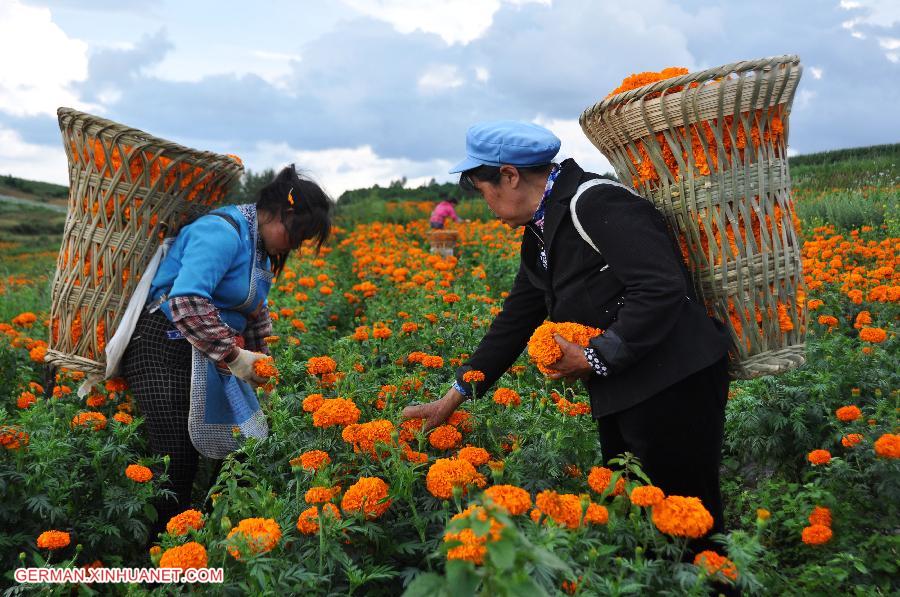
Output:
[429,425,462,450]
[527,321,602,374]
[305,486,341,504]
[462,370,485,383]
[584,502,609,525]
[297,504,341,534]
[294,449,331,471]
[483,484,532,515]
[801,524,832,545]
[166,509,204,536]
[227,518,281,560]
[125,464,153,483]
[629,485,665,507]
[858,327,887,343]
[457,446,490,467]
[693,550,738,581]
[71,411,107,431]
[312,398,360,428]
[36,530,70,550]
[587,466,625,496]
[807,449,831,466]
[534,490,582,529]
[426,458,485,500]
[159,542,208,570]
[492,387,521,407]
[808,506,831,527]
[874,433,900,459]
[341,477,391,519]
[651,496,714,538]
[835,405,862,422]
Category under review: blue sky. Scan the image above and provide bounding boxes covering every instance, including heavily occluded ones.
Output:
[1,0,898,197]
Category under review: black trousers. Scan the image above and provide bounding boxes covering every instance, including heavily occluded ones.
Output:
[122,308,202,542]
[597,356,731,542]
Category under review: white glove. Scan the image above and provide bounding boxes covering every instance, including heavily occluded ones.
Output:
[225,348,268,386]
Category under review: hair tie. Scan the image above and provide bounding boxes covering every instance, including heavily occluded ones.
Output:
[287,188,295,206]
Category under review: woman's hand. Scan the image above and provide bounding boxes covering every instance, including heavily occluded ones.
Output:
[225,348,269,386]
[545,334,593,381]
[401,387,466,430]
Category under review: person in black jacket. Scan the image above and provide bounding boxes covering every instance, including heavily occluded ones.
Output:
[402,120,734,540]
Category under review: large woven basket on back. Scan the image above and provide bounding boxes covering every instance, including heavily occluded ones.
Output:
[579,55,806,379]
[47,108,244,374]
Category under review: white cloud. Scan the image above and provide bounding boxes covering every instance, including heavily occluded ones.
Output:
[838,0,900,27]
[417,64,465,93]
[0,1,92,117]
[246,142,455,198]
[809,66,824,79]
[530,116,615,177]
[340,0,552,45]
[474,66,490,82]
[878,36,900,50]
[0,127,69,184]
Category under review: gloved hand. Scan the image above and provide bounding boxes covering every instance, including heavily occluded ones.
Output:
[225,348,268,387]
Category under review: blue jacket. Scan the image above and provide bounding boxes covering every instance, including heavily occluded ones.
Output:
[148,205,268,332]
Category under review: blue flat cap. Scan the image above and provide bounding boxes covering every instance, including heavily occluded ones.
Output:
[449,120,561,174]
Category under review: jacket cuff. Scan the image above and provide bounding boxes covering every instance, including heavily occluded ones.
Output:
[587,328,635,372]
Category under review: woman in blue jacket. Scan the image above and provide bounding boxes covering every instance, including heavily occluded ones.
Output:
[122,165,331,540]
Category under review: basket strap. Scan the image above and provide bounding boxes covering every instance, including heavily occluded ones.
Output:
[569,178,648,258]
[211,212,240,234]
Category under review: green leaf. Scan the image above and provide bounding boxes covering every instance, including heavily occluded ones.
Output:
[488,538,516,571]
[402,572,448,597]
[445,560,481,596]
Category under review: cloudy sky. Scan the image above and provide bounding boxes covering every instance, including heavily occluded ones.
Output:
[1,0,898,197]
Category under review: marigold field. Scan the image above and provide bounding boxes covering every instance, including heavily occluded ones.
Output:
[0,145,897,595]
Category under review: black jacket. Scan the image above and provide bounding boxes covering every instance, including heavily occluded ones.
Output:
[455,159,731,417]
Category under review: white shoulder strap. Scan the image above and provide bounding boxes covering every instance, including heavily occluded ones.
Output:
[569,178,645,254]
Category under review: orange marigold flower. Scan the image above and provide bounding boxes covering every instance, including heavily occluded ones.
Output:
[584,502,609,525]
[0,426,29,450]
[817,315,838,329]
[113,412,133,425]
[253,356,279,379]
[652,496,714,538]
[442,293,460,304]
[629,485,665,507]
[801,524,833,545]
[341,419,395,456]
[302,393,325,413]
[159,542,208,570]
[306,356,337,375]
[444,506,503,565]
[462,370,485,383]
[835,405,862,422]
[458,446,490,467]
[341,477,391,519]
[527,321,603,374]
[841,433,864,448]
[808,506,832,528]
[125,464,153,483]
[587,466,625,496]
[807,449,831,466]
[401,322,419,334]
[492,387,521,407]
[227,518,281,559]
[874,433,900,459]
[534,490,582,529]
[105,378,127,392]
[166,509,205,536]
[446,410,473,432]
[297,503,341,534]
[312,398,360,428]
[17,391,36,409]
[294,450,331,471]
[36,530,70,550]
[694,550,738,581]
[429,425,462,450]
[421,355,444,368]
[426,458,486,499]
[71,411,107,431]
[858,327,887,343]
[305,485,341,504]
[399,418,424,442]
[483,484,532,515]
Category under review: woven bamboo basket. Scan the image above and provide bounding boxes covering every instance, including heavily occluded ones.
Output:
[428,229,459,257]
[47,107,244,374]
[579,55,806,379]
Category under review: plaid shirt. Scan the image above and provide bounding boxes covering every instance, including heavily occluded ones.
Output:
[169,296,271,362]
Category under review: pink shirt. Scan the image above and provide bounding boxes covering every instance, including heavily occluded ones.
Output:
[430,201,460,225]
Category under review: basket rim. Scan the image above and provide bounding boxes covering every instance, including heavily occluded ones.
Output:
[57,106,239,165]
[581,54,801,121]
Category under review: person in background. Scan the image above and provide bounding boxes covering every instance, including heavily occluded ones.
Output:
[429,194,461,229]
[122,165,331,542]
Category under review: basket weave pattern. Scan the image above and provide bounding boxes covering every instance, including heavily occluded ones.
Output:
[580,56,806,379]
[47,108,244,374]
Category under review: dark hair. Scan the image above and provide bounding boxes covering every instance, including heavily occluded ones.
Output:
[256,164,332,276]
[459,163,555,193]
